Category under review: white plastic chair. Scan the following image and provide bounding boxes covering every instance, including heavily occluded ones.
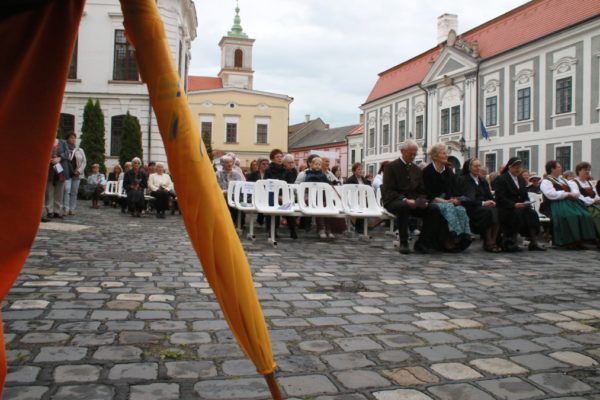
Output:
[528,192,550,223]
[118,180,126,198]
[234,181,257,239]
[376,186,396,236]
[102,181,119,197]
[254,179,295,245]
[340,184,382,237]
[297,182,343,216]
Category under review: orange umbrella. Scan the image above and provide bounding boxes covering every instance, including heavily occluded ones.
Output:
[0,1,85,395]
[119,0,282,396]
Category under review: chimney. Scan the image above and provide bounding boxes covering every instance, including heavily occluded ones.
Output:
[305,114,311,123]
[437,14,458,44]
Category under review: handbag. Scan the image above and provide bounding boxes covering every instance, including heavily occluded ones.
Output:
[53,163,65,183]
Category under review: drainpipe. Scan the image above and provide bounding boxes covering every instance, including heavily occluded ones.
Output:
[417,83,428,162]
[147,97,152,163]
[474,61,481,158]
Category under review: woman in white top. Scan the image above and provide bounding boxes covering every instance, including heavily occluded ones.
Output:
[372,161,390,191]
[570,162,600,244]
[148,162,173,218]
[540,160,595,249]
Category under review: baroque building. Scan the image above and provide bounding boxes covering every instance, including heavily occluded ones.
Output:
[361,0,600,176]
[59,0,197,167]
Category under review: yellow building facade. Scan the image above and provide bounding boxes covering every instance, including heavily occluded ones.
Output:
[186,4,292,168]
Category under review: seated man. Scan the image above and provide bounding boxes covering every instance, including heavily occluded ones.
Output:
[382,139,445,254]
[216,154,244,223]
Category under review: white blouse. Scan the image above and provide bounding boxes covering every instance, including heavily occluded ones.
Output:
[570,178,600,206]
[148,173,173,192]
[540,176,570,200]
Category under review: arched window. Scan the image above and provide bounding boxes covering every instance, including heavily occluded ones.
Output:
[234,49,243,68]
[111,115,126,156]
[58,113,75,138]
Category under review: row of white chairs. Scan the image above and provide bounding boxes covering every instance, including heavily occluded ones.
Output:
[227,180,395,245]
[102,180,155,202]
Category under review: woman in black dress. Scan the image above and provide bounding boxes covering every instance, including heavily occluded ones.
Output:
[459,159,501,252]
[123,157,147,217]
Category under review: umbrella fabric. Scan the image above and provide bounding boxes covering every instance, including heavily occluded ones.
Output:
[119,0,276,375]
[0,0,85,395]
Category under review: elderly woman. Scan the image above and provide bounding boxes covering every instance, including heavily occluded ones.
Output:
[216,154,244,222]
[494,157,544,251]
[422,143,471,252]
[541,160,596,249]
[346,163,371,185]
[123,157,147,217]
[459,159,501,252]
[571,162,600,243]
[148,162,173,219]
[87,163,106,209]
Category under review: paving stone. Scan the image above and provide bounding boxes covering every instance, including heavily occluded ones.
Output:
[34,346,87,362]
[93,345,142,361]
[477,377,545,399]
[279,375,338,396]
[130,383,179,400]
[469,357,530,375]
[277,355,326,372]
[334,369,391,389]
[376,334,424,348]
[430,363,482,380]
[416,332,462,345]
[2,386,49,400]
[90,310,129,320]
[334,336,382,351]
[428,383,496,400]
[413,319,458,331]
[46,309,88,319]
[378,349,411,363]
[6,366,40,383]
[299,340,333,353]
[20,332,69,344]
[413,345,466,362]
[10,300,49,309]
[170,331,211,345]
[54,364,101,383]
[322,352,375,369]
[549,351,599,367]
[71,332,116,346]
[528,373,592,394]
[108,363,158,380]
[373,389,433,400]
[382,366,439,385]
[510,354,568,371]
[119,331,163,344]
[166,360,217,379]
[197,343,245,358]
[222,359,256,375]
[533,336,581,350]
[497,339,547,354]
[490,326,534,338]
[52,385,114,400]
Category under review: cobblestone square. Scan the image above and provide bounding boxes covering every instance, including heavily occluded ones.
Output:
[3,207,600,399]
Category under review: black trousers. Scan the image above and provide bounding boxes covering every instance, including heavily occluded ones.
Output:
[151,190,170,213]
[127,189,145,212]
[385,199,446,246]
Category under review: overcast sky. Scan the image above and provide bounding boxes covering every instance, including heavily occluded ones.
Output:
[189,0,528,127]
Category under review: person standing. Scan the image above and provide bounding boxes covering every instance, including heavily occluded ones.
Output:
[45,138,68,219]
[63,132,86,216]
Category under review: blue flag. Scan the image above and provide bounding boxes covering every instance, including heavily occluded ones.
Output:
[480,119,490,141]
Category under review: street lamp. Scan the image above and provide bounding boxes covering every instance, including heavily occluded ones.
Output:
[459,136,470,157]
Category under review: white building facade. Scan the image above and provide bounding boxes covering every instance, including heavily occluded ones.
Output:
[59,0,197,167]
[361,1,600,177]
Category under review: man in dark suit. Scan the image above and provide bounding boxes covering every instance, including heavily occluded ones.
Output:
[494,157,545,251]
[382,140,442,254]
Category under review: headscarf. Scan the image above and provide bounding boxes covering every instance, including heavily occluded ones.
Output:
[461,158,473,176]
[500,157,522,175]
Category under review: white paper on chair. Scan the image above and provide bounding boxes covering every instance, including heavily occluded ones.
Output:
[241,183,255,194]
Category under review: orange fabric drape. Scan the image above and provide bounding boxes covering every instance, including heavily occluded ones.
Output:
[0,1,85,394]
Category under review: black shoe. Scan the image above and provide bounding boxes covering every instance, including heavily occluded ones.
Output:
[414,241,434,254]
[53,213,63,219]
[399,241,411,254]
[528,242,546,251]
[290,230,298,239]
[41,217,50,223]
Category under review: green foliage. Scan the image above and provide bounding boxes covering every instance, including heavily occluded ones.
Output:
[80,99,106,175]
[202,131,213,161]
[119,112,143,167]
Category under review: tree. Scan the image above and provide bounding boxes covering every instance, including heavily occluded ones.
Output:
[80,99,106,175]
[202,131,213,160]
[119,112,143,167]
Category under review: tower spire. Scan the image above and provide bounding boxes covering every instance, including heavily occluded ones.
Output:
[228,0,248,38]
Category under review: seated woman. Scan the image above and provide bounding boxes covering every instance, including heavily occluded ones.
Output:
[541,160,596,249]
[87,163,106,209]
[216,155,243,222]
[571,162,600,246]
[148,162,173,219]
[123,157,147,217]
[346,163,371,185]
[106,164,123,207]
[305,157,336,240]
[422,143,471,252]
[459,159,501,252]
[494,157,544,251]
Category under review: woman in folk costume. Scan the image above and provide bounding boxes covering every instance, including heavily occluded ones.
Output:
[568,162,600,247]
[494,157,545,251]
[458,158,501,252]
[540,160,596,249]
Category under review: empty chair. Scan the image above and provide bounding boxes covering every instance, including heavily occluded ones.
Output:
[340,184,382,237]
[234,181,257,238]
[528,192,550,223]
[254,179,295,245]
[297,182,343,217]
[102,181,120,197]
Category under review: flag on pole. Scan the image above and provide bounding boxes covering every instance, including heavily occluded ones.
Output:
[480,119,490,141]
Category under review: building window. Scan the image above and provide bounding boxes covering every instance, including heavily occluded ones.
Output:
[441,108,450,135]
[398,120,406,143]
[226,123,237,143]
[113,30,139,81]
[555,146,571,171]
[68,39,78,80]
[351,149,356,164]
[201,122,212,146]
[415,115,423,139]
[517,88,531,121]
[58,113,75,137]
[556,77,572,114]
[382,124,390,146]
[485,153,497,173]
[485,96,497,126]
[234,49,243,68]
[516,149,530,171]
[256,123,268,144]
[368,127,375,148]
[451,106,460,133]
[111,115,126,156]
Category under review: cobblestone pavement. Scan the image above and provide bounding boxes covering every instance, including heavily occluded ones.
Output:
[3,206,600,400]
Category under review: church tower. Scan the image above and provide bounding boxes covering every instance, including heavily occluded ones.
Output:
[218,2,255,89]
